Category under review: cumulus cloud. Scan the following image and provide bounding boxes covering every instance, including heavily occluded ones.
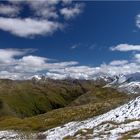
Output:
[0,4,20,16]
[60,3,83,20]
[45,62,140,80]
[0,48,32,64]
[109,60,128,66]
[110,44,140,52]
[134,54,140,63]
[136,14,140,28]
[27,0,59,19]
[47,66,96,80]
[1,43,140,80]
[0,49,137,80]
[0,71,32,80]
[44,43,140,80]
[0,1,84,37]
[46,72,67,80]
[0,49,79,79]
[0,17,62,37]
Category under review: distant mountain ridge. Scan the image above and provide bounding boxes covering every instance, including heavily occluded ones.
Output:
[30,72,140,94]
[103,72,140,94]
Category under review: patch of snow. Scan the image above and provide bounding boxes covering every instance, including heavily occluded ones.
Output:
[0,131,19,139]
[133,132,140,138]
[93,121,140,140]
[44,96,140,140]
[0,130,36,139]
[118,81,140,94]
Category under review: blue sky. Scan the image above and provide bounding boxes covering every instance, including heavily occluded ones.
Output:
[0,1,140,79]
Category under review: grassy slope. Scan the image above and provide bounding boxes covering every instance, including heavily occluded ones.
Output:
[0,82,134,132]
[0,79,88,118]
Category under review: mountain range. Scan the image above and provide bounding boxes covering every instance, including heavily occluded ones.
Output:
[32,72,140,94]
[0,73,140,139]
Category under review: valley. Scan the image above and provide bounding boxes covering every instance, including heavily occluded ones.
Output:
[0,74,139,139]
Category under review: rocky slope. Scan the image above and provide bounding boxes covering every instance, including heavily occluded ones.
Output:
[44,96,140,140]
[0,95,139,140]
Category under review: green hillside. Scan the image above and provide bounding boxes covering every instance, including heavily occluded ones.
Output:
[0,79,134,133]
[0,79,90,118]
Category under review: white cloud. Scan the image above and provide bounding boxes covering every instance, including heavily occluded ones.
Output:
[19,55,47,67]
[45,61,78,69]
[70,44,79,49]
[134,54,140,63]
[0,71,31,80]
[1,43,140,80]
[110,44,140,52]
[0,4,20,16]
[35,7,58,19]
[60,4,83,20]
[136,14,140,28]
[98,63,140,76]
[0,48,31,64]
[27,0,59,19]
[45,50,140,79]
[14,58,78,73]
[0,17,62,37]
[0,49,79,79]
[109,60,128,66]
[134,53,140,59]
[46,72,67,80]
[0,1,84,37]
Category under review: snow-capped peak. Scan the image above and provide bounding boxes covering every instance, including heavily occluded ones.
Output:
[103,73,140,94]
[31,75,42,80]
